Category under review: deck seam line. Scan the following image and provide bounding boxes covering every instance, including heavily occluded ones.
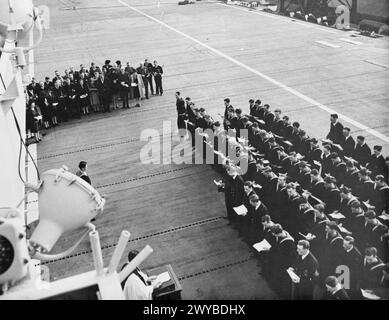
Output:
[41,216,225,265]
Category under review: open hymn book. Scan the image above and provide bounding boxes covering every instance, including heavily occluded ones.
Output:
[233,205,248,216]
[253,239,271,252]
[151,272,171,285]
[286,268,300,283]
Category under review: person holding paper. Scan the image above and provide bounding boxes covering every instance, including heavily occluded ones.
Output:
[238,181,257,236]
[121,250,162,300]
[261,215,277,246]
[270,224,297,298]
[271,224,296,268]
[246,194,269,244]
[220,165,245,224]
[290,240,319,300]
[361,247,386,290]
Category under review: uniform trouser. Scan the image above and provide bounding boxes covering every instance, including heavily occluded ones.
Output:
[146,75,154,94]
[187,122,196,146]
[142,77,149,99]
[102,92,111,112]
[69,98,80,118]
[155,75,163,95]
[120,89,129,107]
[58,101,68,122]
[177,116,187,137]
[226,202,234,221]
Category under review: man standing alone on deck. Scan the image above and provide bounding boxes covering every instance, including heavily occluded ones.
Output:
[176,91,187,138]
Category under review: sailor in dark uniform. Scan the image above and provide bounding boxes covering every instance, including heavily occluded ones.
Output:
[363,210,388,258]
[297,198,317,236]
[223,107,237,131]
[144,59,154,95]
[340,236,363,299]
[270,109,284,136]
[324,276,350,300]
[296,162,312,191]
[310,204,330,262]
[321,144,333,176]
[355,168,375,202]
[344,160,360,189]
[372,175,389,215]
[353,136,371,166]
[326,113,344,145]
[223,98,232,119]
[289,240,320,300]
[322,176,341,214]
[234,108,245,138]
[295,130,310,157]
[175,91,187,138]
[367,145,386,177]
[258,215,277,279]
[218,165,245,223]
[269,174,289,221]
[185,98,196,145]
[307,138,323,163]
[361,247,386,289]
[118,68,130,108]
[280,115,294,140]
[153,61,164,95]
[329,152,347,186]
[247,194,269,244]
[322,221,344,278]
[286,151,302,182]
[339,186,359,229]
[270,224,296,298]
[310,169,326,201]
[283,183,303,239]
[348,201,366,247]
[340,127,356,157]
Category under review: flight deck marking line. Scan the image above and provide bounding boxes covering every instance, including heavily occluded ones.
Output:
[315,40,341,48]
[364,60,389,69]
[216,2,338,34]
[339,38,362,45]
[117,0,389,144]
